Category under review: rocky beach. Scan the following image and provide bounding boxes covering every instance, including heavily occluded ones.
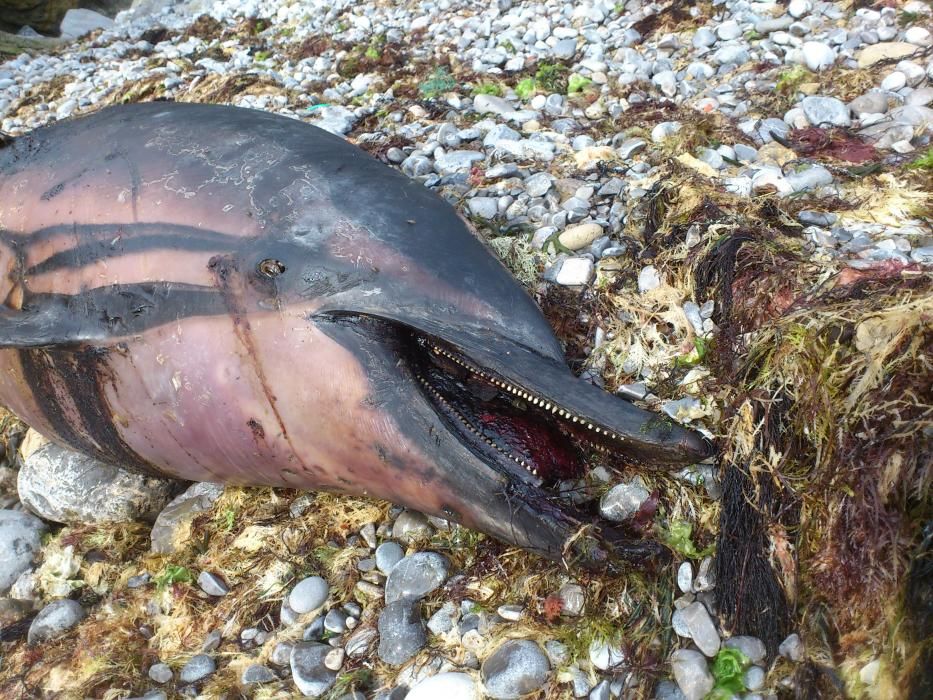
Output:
[0,0,931,698]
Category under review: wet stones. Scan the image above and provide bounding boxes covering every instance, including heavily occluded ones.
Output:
[19,443,174,525]
[27,599,86,644]
[384,552,449,603]
[599,479,650,522]
[179,654,215,684]
[291,642,338,697]
[481,639,550,699]
[671,649,715,700]
[377,597,426,665]
[407,672,478,700]
[0,509,46,593]
[289,576,330,614]
[150,482,223,555]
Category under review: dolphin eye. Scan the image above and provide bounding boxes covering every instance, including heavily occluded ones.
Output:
[257,259,286,278]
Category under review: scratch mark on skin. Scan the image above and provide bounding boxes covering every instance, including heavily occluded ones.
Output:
[208,254,314,476]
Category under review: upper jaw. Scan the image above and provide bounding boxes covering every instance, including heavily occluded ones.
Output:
[420,325,715,468]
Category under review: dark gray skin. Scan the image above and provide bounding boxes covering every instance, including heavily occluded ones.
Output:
[0,103,713,570]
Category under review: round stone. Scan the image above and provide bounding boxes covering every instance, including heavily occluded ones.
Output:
[481,640,550,699]
[375,541,405,574]
[148,663,173,684]
[407,672,478,700]
[558,223,603,251]
[384,552,449,603]
[242,664,278,684]
[27,599,86,644]
[599,480,650,522]
[289,576,329,614]
[392,510,434,542]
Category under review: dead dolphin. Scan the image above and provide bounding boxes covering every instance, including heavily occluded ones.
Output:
[0,103,712,569]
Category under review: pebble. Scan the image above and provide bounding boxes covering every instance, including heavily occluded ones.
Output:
[377,597,426,665]
[242,664,278,684]
[779,632,805,661]
[345,627,378,657]
[680,602,721,656]
[481,639,550,699]
[802,42,836,71]
[435,151,485,176]
[589,639,625,671]
[677,562,693,593]
[0,509,47,593]
[407,672,478,700]
[599,480,650,522]
[150,482,224,554]
[197,571,229,597]
[555,257,594,286]
[384,552,449,603]
[291,642,338,697]
[468,197,499,219]
[905,27,932,47]
[671,649,714,700]
[638,265,661,293]
[148,663,173,684]
[323,647,345,671]
[724,635,767,664]
[558,223,603,251]
[393,510,434,542]
[801,96,851,127]
[19,443,174,525]
[590,680,611,700]
[178,654,215,684]
[744,665,766,691]
[850,91,888,116]
[857,42,918,68]
[786,165,833,193]
[881,71,906,91]
[651,121,682,143]
[27,599,86,644]
[557,583,585,616]
[324,608,348,634]
[616,138,647,159]
[202,629,222,652]
[375,541,405,574]
[289,576,330,614]
[427,601,459,634]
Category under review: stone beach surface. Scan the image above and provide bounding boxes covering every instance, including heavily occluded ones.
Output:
[0,0,931,698]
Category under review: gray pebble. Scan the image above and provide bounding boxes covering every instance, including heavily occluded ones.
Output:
[28,599,86,644]
[197,571,229,597]
[289,576,329,614]
[148,663,173,684]
[242,663,278,684]
[202,629,221,651]
[481,639,550,699]
[291,642,338,697]
[377,597,426,665]
[385,552,449,603]
[0,510,47,594]
[179,654,215,684]
[599,480,650,521]
[392,510,434,542]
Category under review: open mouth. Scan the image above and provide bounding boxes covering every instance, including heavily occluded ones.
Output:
[406,332,641,488]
